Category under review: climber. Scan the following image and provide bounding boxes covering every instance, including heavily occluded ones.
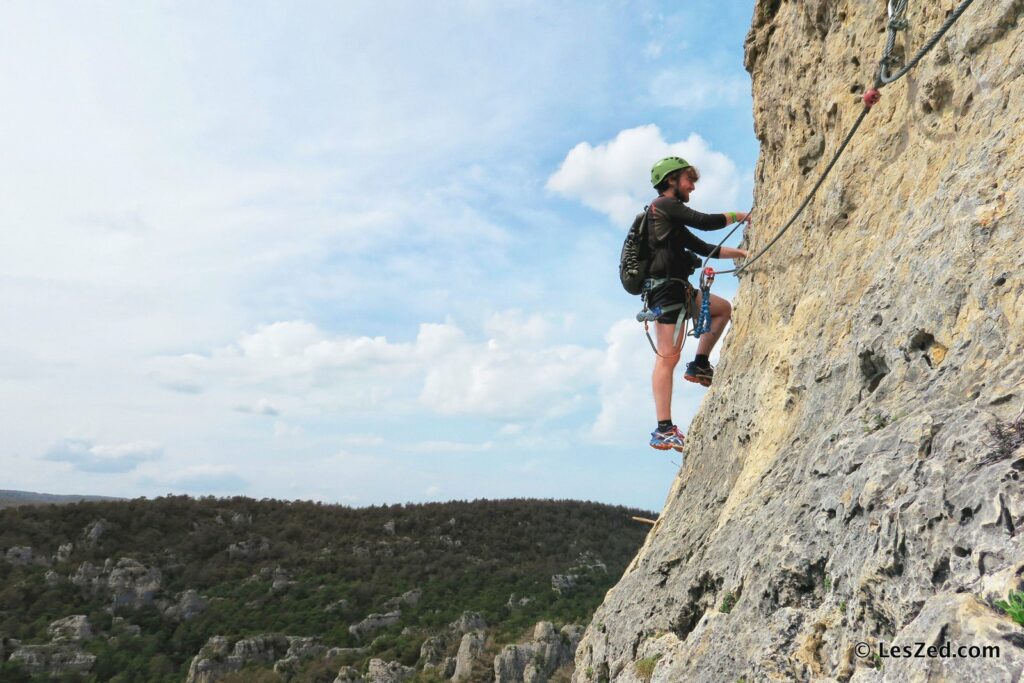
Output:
[646,156,749,452]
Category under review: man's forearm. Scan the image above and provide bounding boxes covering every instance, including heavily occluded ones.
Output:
[718,246,747,259]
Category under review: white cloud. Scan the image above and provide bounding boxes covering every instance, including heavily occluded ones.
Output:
[152,312,605,423]
[546,125,742,225]
[44,439,163,473]
[590,318,730,444]
[150,321,413,394]
[418,319,603,419]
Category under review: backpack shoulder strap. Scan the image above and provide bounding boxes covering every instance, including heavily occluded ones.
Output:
[635,204,651,237]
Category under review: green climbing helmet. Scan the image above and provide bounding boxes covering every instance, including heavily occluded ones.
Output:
[650,156,692,188]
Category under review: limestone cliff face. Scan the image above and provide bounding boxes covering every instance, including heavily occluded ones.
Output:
[575,1,1024,681]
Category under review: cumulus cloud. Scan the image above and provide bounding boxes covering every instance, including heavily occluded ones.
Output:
[590,319,653,442]
[150,320,413,394]
[418,314,603,419]
[590,318,730,444]
[546,124,742,224]
[153,311,605,423]
[44,439,163,473]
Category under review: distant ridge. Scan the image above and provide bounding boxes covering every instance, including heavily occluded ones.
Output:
[0,489,123,508]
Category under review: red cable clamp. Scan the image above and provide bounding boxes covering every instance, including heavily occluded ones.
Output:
[863,89,881,108]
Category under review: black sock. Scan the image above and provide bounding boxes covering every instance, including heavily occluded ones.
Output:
[694,354,710,367]
[657,419,673,433]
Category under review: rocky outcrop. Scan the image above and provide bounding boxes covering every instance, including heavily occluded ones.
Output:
[334,665,365,683]
[416,611,490,678]
[8,644,96,676]
[226,536,270,559]
[550,574,578,595]
[494,622,581,683]
[270,566,297,593]
[365,658,416,683]
[553,553,609,596]
[383,588,422,610]
[55,542,74,563]
[164,589,209,621]
[68,557,164,611]
[71,561,102,591]
[285,636,327,661]
[451,610,488,635]
[185,636,232,683]
[47,615,92,642]
[185,634,292,683]
[453,631,488,681]
[231,512,251,525]
[273,637,328,677]
[5,546,35,566]
[574,1,1024,681]
[82,519,109,546]
[326,598,350,613]
[348,611,402,639]
[507,594,532,609]
[184,634,340,683]
[107,558,162,610]
[419,634,450,672]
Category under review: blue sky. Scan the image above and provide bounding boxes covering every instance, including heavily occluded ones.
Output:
[1,1,757,513]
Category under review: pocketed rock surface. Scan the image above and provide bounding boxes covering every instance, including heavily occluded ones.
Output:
[574,1,1024,681]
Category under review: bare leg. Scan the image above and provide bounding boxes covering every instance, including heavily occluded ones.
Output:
[652,320,684,422]
[693,292,732,358]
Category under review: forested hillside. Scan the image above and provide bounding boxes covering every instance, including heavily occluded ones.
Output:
[0,496,651,682]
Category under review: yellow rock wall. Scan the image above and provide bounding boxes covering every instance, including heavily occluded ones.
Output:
[574,1,1024,681]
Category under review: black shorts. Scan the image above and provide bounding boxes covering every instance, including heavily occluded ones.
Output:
[646,280,695,324]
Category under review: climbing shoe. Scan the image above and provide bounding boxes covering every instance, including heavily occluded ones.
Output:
[650,426,686,452]
[684,361,714,387]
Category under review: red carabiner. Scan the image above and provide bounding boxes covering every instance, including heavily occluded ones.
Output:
[701,266,716,289]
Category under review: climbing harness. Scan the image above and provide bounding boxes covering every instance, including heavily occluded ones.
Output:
[637,277,694,358]
[637,0,978,354]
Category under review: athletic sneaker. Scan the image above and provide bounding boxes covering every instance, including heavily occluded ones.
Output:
[684,361,714,387]
[650,426,686,452]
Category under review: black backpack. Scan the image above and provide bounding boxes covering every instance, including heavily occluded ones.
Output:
[619,206,651,295]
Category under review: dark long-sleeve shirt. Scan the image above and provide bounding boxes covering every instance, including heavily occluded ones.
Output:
[647,195,728,279]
